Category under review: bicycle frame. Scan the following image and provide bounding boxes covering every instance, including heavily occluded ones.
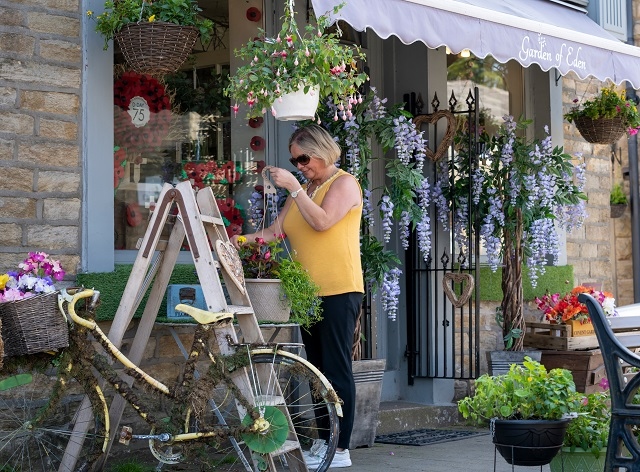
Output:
[60,288,342,445]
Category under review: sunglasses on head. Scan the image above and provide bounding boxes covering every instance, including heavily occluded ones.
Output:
[289,154,311,167]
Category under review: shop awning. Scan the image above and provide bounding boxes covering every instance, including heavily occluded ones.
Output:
[311,0,640,89]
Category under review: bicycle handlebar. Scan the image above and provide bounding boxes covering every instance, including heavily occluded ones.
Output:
[58,288,100,329]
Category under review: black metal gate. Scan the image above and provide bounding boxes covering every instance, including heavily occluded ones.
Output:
[406,88,481,383]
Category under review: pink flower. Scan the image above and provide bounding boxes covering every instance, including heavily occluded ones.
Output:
[599,377,610,390]
[629,127,639,136]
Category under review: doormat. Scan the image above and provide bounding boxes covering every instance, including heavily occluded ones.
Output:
[375,428,488,446]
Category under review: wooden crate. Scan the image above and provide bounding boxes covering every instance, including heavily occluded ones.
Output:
[540,349,605,393]
[524,315,640,351]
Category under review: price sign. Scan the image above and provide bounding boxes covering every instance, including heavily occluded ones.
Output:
[128,96,151,128]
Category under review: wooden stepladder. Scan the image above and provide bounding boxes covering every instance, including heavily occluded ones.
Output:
[69,181,308,471]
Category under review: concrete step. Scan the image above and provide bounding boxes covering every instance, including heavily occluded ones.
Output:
[376,401,462,435]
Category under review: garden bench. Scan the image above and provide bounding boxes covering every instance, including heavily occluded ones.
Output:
[580,293,640,472]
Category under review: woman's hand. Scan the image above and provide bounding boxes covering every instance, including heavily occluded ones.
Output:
[265,166,302,193]
[230,234,247,249]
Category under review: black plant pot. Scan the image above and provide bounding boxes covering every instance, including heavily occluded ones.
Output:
[492,419,570,466]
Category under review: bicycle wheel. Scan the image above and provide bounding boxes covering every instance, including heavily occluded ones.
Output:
[0,359,108,472]
[169,348,339,472]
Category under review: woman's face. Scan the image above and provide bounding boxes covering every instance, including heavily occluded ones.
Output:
[289,143,326,181]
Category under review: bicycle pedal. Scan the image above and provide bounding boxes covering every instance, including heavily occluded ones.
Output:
[119,426,133,445]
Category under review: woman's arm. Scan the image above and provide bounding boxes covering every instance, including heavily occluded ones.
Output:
[230,197,293,248]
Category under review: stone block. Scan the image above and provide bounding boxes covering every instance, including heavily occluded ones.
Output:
[616,237,632,261]
[0,7,24,26]
[590,260,614,282]
[26,224,78,249]
[0,196,36,218]
[580,243,598,258]
[0,138,13,160]
[43,197,80,220]
[0,167,32,191]
[598,243,611,259]
[22,91,79,114]
[19,143,79,167]
[39,40,81,63]
[0,58,80,88]
[0,111,33,135]
[26,12,79,36]
[0,253,25,273]
[0,87,16,106]
[40,119,77,139]
[16,0,80,13]
[0,33,35,55]
[37,170,80,192]
[0,223,21,245]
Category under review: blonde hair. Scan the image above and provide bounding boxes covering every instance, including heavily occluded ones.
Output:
[289,124,341,166]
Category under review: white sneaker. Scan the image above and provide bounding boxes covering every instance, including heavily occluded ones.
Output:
[304,442,352,470]
[328,449,352,468]
[304,440,328,469]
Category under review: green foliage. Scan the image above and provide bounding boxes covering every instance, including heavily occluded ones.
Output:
[564,389,610,458]
[165,69,230,116]
[610,183,628,205]
[87,0,214,50]
[458,357,579,425]
[360,234,401,294]
[564,85,640,130]
[494,307,522,350]
[478,265,574,301]
[225,0,368,118]
[105,460,156,472]
[276,258,323,331]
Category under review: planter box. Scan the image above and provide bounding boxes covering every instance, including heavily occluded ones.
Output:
[540,349,605,393]
[524,315,640,351]
[349,359,385,449]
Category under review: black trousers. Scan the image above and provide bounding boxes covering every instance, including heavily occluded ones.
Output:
[301,292,362,450]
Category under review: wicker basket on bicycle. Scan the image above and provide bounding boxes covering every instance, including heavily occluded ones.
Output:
[0,291,68,356]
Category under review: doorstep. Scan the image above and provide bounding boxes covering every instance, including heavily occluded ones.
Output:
[376,401,462,436]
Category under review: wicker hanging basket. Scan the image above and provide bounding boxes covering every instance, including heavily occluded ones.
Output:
[115,22,199,75]
[573,115,626,144]
[0,292,69,356]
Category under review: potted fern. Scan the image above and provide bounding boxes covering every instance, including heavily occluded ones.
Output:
[225,0,368,120]
[610,182,628,218]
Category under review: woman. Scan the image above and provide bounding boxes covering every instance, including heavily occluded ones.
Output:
[231,124,363,469]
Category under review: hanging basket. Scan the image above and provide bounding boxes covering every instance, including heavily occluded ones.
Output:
[0,292,69,356]
[573,115,626,144]
[115,22,199,75]
[245,279,291,323]
[272,85,320,121]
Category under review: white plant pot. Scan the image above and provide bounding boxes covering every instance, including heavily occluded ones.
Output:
[272,85,320,121]
[245,278,291,323]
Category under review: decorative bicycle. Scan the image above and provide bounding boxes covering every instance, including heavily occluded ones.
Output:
[0,288,340,471]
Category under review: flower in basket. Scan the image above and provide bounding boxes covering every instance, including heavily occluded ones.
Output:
[225,0,368,118]
[0,252,65,302]
[564,85,640,135]
[535,285,617,324]
[236,234,322,330]
[87,0,214,50]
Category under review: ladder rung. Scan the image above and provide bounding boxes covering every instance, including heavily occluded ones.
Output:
[254,394,286,406]
[200,214,226,226]
[270,439,302,456]
[228,305,254,315]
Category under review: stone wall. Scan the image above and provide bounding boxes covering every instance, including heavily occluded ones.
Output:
[0,0,82,276]
[561,73,618,297]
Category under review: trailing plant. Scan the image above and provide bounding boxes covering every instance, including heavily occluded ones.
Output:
[458,357,580,425]
[236,235,322,329]
[225,0,368,118]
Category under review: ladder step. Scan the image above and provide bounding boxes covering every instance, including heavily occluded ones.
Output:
[228,305,254,315]
[270,439,302,456]
[201,214,226,226]
[255,394,286,406]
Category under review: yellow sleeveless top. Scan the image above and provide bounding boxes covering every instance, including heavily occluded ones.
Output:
[283,169,364,296]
